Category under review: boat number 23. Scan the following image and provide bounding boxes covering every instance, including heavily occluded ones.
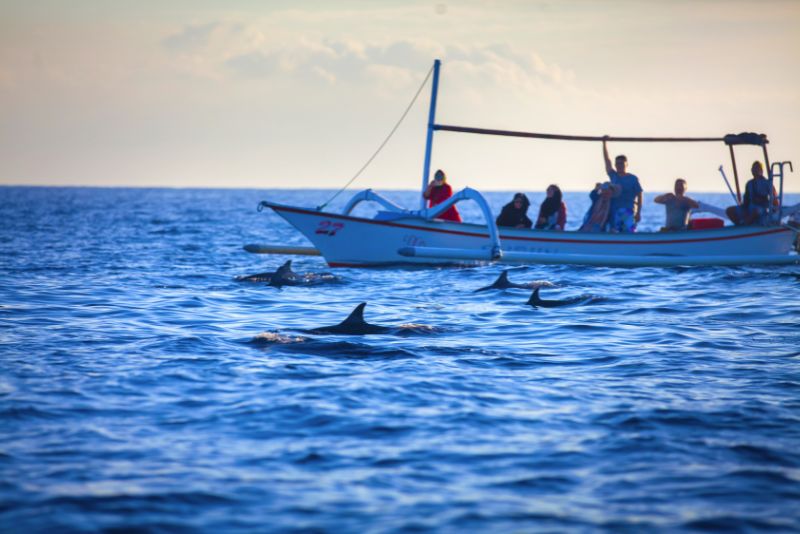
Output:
[315,220,344,236]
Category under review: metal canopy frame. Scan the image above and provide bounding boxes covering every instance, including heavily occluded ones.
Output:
[420,59,780,216]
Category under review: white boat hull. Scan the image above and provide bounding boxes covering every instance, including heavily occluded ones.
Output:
[265,202,798,267]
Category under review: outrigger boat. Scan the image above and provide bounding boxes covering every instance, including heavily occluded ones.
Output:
[257,60,798,268]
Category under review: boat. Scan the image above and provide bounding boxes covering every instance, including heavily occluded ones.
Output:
[256,60,798,268]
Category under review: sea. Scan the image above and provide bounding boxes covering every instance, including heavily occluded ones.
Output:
[1,186,799,533]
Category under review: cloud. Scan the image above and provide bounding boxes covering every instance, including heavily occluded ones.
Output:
[223,51,280,78]
[162,22,219,53]
[213,25,571,96]
[444,43,574,91]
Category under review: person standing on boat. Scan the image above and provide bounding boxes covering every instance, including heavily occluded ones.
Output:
[725,161,778,226]
[654,178,699,231]
[496,192,533,228]
[534,185,567,230]
[580,181,620,232]
[423,169,462,222]
[603,138,643,232]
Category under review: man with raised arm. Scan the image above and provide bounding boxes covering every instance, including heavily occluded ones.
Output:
[603,138,643,232]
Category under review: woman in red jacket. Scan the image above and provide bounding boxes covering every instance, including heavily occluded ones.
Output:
[423,169,462,222]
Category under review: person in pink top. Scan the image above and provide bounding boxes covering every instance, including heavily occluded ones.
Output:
[423,169,462,222]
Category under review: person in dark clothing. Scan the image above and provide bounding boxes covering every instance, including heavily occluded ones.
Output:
[535,185,567,230]
[496,192,533,228]
[726,161,779,225]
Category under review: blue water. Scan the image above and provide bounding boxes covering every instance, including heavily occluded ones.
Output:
[2,186,799,533]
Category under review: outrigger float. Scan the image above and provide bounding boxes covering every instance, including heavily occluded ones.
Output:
[255,60,798,268]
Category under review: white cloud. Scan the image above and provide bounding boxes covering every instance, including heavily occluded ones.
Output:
[162,22,219,52]
[223,50,280,78]
[170,19,575,99]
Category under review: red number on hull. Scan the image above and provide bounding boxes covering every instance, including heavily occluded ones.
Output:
[315,221,344,236]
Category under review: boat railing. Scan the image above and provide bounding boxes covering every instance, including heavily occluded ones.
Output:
[771,161,793,221]
[341,189,408,216]
[340,187,502,260]
[416,187,502,259]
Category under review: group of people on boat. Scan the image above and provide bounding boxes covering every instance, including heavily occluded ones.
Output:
[423,140,780,232]
[495,186,567,231]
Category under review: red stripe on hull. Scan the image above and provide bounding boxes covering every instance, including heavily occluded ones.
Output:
[270,204,789,246]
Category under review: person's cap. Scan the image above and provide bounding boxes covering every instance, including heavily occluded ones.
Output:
[513,193,525,201]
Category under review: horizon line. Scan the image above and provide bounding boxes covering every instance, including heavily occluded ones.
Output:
[2,183,799,195]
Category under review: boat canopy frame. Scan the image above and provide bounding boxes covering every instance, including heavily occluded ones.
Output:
[419,59,787,219]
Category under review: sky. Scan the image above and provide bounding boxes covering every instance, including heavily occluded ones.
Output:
[1,0,799,193]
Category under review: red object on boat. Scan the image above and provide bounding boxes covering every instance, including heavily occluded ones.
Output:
[689,218,725,230]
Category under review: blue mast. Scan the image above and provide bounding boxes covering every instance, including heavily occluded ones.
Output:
[420,59,441,210]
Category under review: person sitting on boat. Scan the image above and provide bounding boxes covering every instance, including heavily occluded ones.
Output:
[580,181,620,232]
[423,169,462,222]
[603,138,643,232]
[725,161,779,226]
[654,178,699,231]
[534,185,567,231]
[496,192,533,228]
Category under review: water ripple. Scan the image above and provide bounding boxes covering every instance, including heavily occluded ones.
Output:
[1,187,799,532]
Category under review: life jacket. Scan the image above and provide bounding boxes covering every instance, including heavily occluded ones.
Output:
[749,178,771,209]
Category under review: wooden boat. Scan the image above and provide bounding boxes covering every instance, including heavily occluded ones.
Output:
[258,60,798,267]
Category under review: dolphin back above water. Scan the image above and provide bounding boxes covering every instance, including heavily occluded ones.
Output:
[527,287,592,308]
[269,260,295,286]
[307,303,391,335]
[475,270,553,292]
[236,260,339,287]
[305,303,437,336]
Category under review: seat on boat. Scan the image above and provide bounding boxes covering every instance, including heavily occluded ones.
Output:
[688,218,725,230]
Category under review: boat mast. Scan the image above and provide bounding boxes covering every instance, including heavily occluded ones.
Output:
[421,59,441,210]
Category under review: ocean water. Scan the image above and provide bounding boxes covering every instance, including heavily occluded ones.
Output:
[1,186,799,533]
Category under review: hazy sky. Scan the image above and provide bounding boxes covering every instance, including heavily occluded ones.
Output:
[1,0,798,193]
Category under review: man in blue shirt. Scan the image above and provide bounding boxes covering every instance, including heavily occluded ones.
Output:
[603,138,643,232]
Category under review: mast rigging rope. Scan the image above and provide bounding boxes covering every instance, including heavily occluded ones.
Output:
[316,64,435,211]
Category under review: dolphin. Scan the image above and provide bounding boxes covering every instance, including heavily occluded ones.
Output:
[304,303,437,336]
[475,270,553,292]
[235,260,294,285]
[527,287,591,308]
[236,260,339,287]
[266,260,296,287]
[305,303,391,335]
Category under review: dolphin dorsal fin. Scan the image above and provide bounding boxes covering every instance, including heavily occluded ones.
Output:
[495,271,509,287]
[527,287,541,305]
[340,302,368,326]
[275,260,293,277]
